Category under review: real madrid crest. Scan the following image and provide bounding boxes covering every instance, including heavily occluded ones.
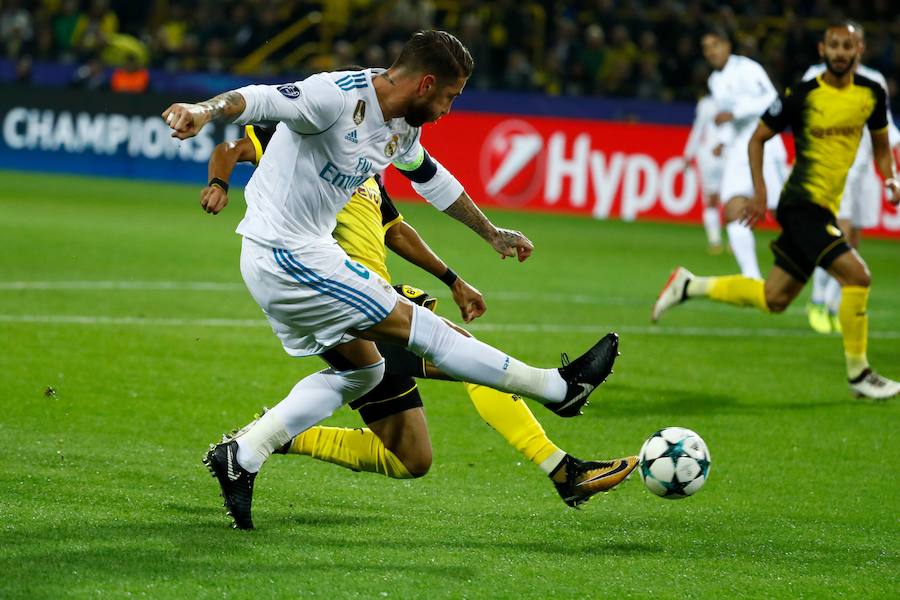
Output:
[353,100,366,125]
[384,134,399,157]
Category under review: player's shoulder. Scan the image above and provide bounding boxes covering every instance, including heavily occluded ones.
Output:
[733,54,764,71]
[325,69,371,93]
[855,65,888,89]
[853,72,887,98]
[785,76,819,100]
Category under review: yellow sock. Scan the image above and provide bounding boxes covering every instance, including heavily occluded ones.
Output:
[839,286,870,379]
[464,383,563,470]
[287,426,413,479]
[705,275,769,311]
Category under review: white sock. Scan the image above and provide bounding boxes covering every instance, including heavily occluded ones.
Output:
[703,207,722,246]
[810,268,830,305]
[824,276,842,315]
[408,304,567,403]
[686,276,713,298]
[539,449,567,475]
[726,221,761,279]
[236,361,385,472]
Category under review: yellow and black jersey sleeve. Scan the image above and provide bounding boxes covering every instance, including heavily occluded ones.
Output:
[245,124,276,164]
[376,175,403,231]
[760,78,815,134]
[856,74,888,132]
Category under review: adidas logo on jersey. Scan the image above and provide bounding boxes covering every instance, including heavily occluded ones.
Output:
[345,130,358,144]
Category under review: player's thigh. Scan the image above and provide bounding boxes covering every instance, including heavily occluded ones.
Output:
[723,195,749,221]
[826,248,871,288]
[351,298,414,345]
[326,338,383,369]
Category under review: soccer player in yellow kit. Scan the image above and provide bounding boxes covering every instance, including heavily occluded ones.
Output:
[652,22,900,400]
[202,123,637,507]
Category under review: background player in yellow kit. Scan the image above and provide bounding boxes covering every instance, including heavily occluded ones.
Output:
[202,123,637,507]
[652,22,900,400]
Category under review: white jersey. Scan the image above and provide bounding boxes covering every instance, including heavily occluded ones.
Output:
[232,69,459,249]
[708,55,779,149]
[683,96,721,167]
[802,63,900,175]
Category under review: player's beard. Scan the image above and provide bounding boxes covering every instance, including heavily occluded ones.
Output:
[824,54,855,77]
[404,101,438,127]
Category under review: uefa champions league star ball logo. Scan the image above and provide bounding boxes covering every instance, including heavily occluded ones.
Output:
[479,119,546,206]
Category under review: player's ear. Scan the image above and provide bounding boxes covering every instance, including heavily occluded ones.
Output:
[817,40,825,59]
[418,74,437,97]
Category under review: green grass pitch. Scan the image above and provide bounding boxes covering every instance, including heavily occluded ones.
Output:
[1,171,898,598]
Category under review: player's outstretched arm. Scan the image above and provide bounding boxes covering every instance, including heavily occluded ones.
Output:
[385,220,486,322]
[162,91,247,140]
[201,138,257,214]
[871,129,900,206]
[745,122,776,227]
[443,192,534,262]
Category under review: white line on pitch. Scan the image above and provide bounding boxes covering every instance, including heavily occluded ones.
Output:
[3,281,896,318]
[1,313,899,340]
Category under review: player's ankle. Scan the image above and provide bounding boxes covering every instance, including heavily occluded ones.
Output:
[686,276,711,298]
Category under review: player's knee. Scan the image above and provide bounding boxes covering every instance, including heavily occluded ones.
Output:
[340,360,386,400]
[396,447,432,478]
[847,269,871,288]
[764,292,790,313]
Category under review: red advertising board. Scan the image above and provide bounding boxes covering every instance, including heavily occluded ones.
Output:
[383,111,900,237]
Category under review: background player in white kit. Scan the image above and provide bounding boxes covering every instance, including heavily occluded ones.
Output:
[162,30,620,529]
[802,22,900,334]
[682,94,725,254]
[701,27,790,279]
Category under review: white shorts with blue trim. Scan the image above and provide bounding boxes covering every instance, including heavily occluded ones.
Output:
[240,236,398,357]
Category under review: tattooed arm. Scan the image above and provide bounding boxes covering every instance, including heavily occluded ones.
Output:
[443,191,534,262]
[162,91,246,140]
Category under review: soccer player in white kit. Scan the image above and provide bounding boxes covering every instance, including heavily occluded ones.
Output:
[701,27,790,279]
[682,94,725,254]
[802,23,900,334]
[162,31,620,529]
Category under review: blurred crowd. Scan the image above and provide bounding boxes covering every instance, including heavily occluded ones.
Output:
[2,0,898,104]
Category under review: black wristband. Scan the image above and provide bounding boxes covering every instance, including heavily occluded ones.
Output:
[209,177,229,193]
[439,267,458,287]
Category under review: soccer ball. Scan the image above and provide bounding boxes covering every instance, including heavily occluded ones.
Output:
[638,427,711,499]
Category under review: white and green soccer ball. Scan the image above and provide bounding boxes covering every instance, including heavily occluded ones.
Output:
[638,427,711,499]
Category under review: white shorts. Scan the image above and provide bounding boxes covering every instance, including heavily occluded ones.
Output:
[697,155,723,197]
[838,164,881,229]
[720,136,789,209]
[240,236,398,357]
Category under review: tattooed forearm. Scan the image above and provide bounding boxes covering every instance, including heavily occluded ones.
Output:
[443,193,497,241]
[197,91,246,122]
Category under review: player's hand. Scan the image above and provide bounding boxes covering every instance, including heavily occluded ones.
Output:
[491,228,533,262]
[200,184,229,214]
[450,278,486,323]
[162,103,210,140]
[712,143,724,157]
[714,111,734,125]
[741,196,767,228]
[885,178,900,206]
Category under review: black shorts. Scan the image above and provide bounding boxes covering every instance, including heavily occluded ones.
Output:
[320,345,425,425]
[771,201,850,283]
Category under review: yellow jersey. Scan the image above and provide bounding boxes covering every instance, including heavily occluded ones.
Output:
[761,73,888,215]
[246,125,403,282]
